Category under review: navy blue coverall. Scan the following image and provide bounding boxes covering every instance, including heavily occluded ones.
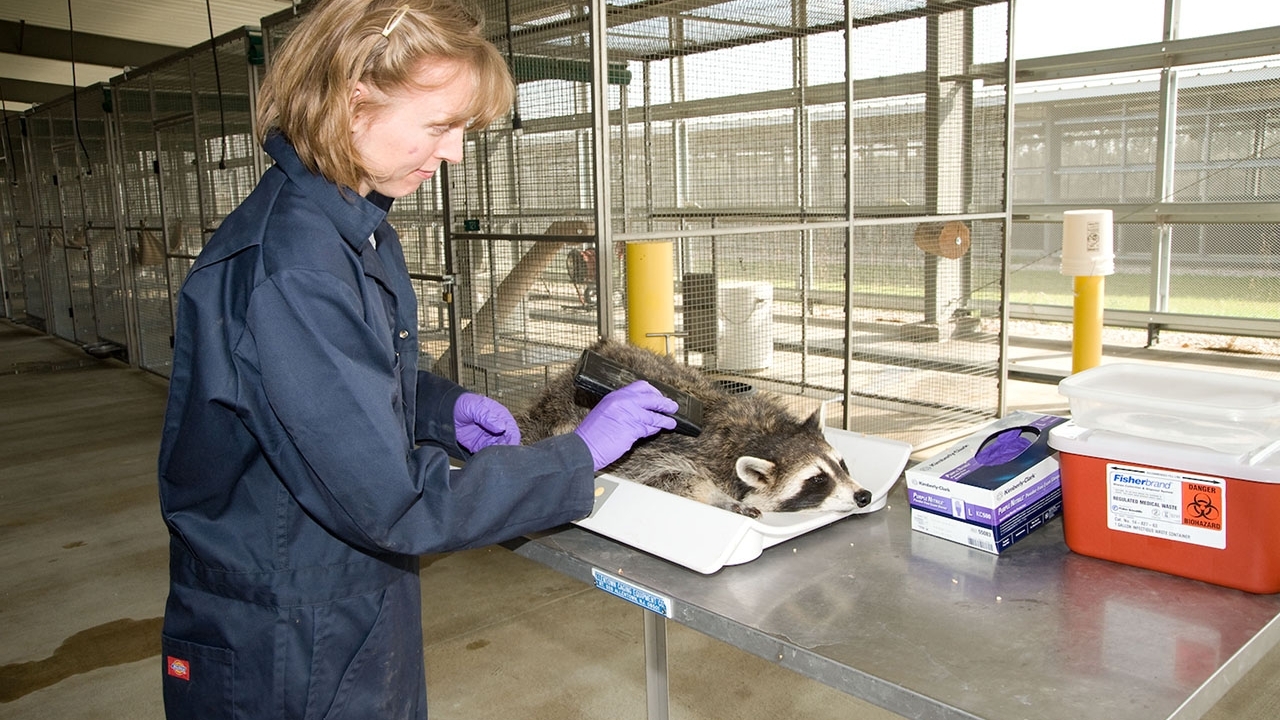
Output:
[157,133,595,719]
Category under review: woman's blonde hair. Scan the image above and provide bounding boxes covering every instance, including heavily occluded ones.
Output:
[257,0,514,192]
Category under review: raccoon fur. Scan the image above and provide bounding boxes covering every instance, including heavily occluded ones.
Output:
[517,339,873,518]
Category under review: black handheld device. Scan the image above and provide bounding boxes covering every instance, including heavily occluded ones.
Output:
[572,348,704,436]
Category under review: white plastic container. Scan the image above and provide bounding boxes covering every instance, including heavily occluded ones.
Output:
[1060,209,1115,276]
[717,281,773,371]
[1057,363,1280,457]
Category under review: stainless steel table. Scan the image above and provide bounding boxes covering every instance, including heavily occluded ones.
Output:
[509,483,1280,720]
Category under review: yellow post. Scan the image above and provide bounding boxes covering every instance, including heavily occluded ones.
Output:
[1061,209,1114,374]
[625,241,674,354]
[1072,275,1105,373]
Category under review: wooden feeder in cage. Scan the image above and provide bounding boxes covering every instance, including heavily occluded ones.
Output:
[913,220,971,259]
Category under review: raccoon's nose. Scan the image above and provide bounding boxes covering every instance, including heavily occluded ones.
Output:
[853,489,872,507]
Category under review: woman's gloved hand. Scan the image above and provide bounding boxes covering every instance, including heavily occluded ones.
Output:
[573,381,678,470]
[453,393,522,452]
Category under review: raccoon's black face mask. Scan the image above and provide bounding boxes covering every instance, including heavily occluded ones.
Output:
[735,455,863,512]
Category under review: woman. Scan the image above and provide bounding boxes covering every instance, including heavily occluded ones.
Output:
[156,2,676,718]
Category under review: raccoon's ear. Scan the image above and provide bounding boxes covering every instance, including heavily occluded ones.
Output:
[804,409,823,432]
[735,456,776,489]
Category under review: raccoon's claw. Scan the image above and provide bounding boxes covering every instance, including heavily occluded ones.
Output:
[727,502,761,518]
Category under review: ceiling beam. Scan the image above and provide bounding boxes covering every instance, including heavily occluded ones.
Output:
[0,77,71,105]
[0,19,180,69]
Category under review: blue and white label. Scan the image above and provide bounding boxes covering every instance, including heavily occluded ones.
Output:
[591,568,672,618]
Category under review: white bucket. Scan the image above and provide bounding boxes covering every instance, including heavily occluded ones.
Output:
[718,281,773,371]
[1061,209,1115,277]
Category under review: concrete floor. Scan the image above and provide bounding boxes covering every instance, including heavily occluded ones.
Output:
[3,317,1280,720]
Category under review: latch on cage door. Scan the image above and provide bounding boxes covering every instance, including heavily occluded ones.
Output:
[441,275,455,304]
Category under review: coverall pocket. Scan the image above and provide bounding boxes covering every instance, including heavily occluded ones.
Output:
[313,581,422,720]
[161,634,235,720]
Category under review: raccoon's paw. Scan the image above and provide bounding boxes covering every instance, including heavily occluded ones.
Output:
[699,487,762,518]
[723,501,761,519]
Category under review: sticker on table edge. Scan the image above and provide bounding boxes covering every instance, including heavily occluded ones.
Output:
[591,568,673,618]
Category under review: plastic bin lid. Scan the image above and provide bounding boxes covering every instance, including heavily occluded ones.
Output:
[1049,422,1280,484]
[1057,363,1280,422]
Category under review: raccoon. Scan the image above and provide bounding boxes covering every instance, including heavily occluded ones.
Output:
[517,339,873,518]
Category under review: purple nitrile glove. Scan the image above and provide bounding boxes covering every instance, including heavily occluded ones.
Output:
[453,392,522,452]
[974,427,1036,466]
[573,380,679,471]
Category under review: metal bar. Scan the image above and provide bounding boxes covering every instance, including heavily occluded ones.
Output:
[1015,203,1280,224]
[612,212,1010,242]
[841,1,856,431]
[643,612,670,720]
[449,232,598,244]
[1148,0,1182,343]
[589,0,616,340]
[997,0,1018,415]
[997,23,1280,84]
[507,72,931,141]
[440,162,461,382]
[1008,302,1280,339]
[794,2,811,390]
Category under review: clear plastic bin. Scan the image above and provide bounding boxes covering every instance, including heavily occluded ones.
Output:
[1057,363,1280,457]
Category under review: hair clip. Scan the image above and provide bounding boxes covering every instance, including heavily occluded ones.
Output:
[381,5,411,38]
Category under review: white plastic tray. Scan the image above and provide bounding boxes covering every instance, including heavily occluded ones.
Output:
[574,428,913,574]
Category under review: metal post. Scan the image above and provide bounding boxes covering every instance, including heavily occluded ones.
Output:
[589,0,616,339]
[643,612,670,720]
[1149,0,1182,346]
[440,162,461,382]
[794,1,811,388]
[920,2,970,341]
[998,0,1018,416]
[104,91,143,366]
[841,0,856,431]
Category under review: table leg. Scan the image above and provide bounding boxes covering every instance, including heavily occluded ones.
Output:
[644,611,670,720]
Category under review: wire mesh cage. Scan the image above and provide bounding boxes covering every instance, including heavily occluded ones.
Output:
[20,109,77,341]
[20,84,129,348]
[259,2,310,68]
[110,27,265,377]
[0,114,28,320]
[3,0,1014,448]
[1011,53,1280,335]
[1167,61,1280,320]
[443,0,1012,445]
[6,115,45,329]
[82,89,131,349]
[436,0,607,408]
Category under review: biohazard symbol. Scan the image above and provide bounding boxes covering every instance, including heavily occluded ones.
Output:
[1186,493,1219,521]
[1182,490,1222,531]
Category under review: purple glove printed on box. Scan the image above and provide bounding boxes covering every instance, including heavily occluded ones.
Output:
[453,392,523,452]
[574,380,678,471]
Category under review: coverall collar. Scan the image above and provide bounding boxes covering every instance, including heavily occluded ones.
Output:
[263,133,392,255]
